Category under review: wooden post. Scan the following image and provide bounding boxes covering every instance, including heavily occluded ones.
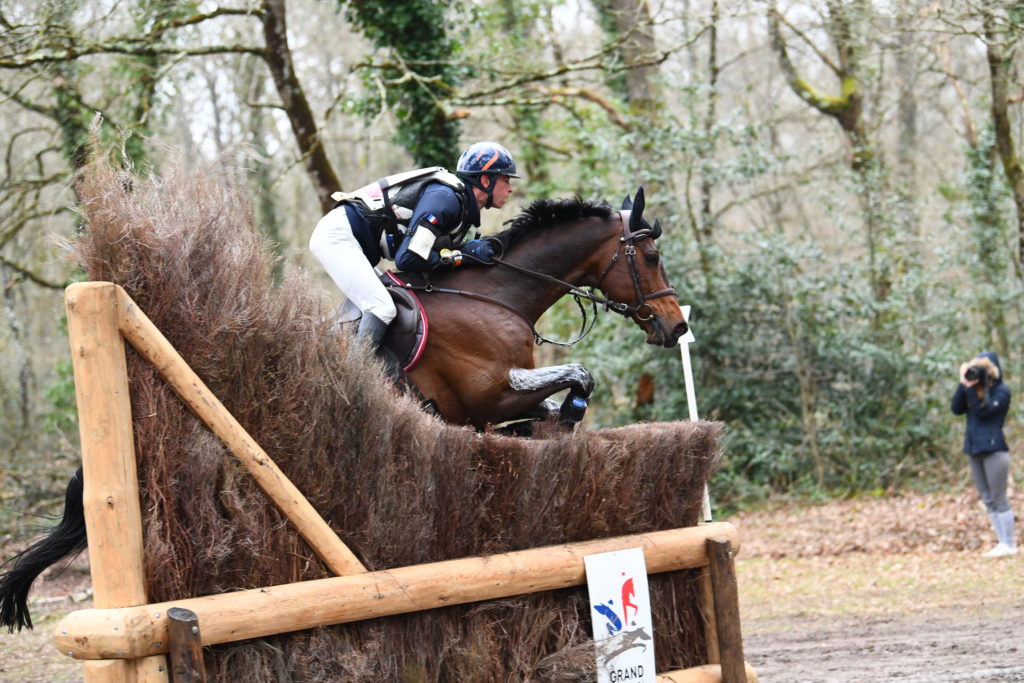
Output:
[700,569,720,665]
[167,608,207,682]
[706,537,746,683]
[111,284,365,577]
[66,283,145,609]
[67,283,169,682]
[82,658,169,683]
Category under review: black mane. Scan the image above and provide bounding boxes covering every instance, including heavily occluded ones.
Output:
[493,197,614,249]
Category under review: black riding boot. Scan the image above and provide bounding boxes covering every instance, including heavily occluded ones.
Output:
[357,311,389,348]
[357,313,406,384]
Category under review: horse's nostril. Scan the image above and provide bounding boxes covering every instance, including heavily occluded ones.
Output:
[673,322,689,339]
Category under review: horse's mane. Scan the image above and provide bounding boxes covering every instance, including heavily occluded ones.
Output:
[495,197,614,248]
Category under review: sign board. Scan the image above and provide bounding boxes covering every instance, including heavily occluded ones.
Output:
[584,547,656,683]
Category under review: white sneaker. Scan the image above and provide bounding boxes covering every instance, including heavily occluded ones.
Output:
[982,543,1018,557]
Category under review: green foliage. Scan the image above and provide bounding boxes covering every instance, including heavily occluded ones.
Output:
[532,122,967,513]
[43,359,77,439]
[667,237,960,509]
[342,0,463,166]
[110,0,201,167]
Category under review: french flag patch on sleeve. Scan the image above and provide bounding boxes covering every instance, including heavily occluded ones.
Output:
[426,214,439,225]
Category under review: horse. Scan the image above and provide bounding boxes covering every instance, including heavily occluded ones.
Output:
[0,186,686,633]
[391,186,687,429]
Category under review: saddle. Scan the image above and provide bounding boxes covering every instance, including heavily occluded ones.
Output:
[379,271,429,372]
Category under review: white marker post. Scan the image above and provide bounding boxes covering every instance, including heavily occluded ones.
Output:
[678,305,712,522]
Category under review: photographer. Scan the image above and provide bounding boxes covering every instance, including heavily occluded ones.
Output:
[951,351,1017,557]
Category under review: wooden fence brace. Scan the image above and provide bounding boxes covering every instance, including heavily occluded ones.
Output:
[167,608,207,683]
[108,283,365,577]
[706,537,746,683]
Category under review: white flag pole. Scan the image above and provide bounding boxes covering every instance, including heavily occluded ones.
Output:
[678,305,712,522]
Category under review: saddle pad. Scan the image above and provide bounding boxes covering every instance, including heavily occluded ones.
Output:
[380,271,429,372]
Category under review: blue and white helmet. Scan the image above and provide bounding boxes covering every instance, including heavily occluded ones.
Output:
[456,141,520,182]
[456,141,519,209]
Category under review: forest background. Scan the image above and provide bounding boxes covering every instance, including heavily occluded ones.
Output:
[2,0,1023,536]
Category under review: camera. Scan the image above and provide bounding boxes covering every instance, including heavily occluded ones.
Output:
[964,365,987,383]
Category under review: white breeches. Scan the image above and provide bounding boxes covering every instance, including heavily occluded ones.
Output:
[309,207,397,324]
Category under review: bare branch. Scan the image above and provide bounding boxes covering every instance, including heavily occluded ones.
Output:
[935,43,978,147]
[0,254,67,289]
[528,85,632,131]
[149,6,264,34]
[767,5,856,123]
[771,7,842,77]
[712,159,843,222]
[0,43,265,68]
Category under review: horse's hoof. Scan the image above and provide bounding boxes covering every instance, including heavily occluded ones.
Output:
[558,392,588,426]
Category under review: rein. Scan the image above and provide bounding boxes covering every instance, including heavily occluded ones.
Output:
[393,211,676,347]
[389,275,594,346]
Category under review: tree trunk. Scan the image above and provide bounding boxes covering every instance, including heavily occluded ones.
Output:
[985,12,1024,275]
[261,0,340,213]
[768,0,890,306]
[593,0,658,114]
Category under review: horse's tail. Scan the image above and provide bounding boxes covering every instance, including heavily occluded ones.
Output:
[0,466,88,632]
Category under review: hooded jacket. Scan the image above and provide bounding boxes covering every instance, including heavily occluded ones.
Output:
[951,351,1011,455]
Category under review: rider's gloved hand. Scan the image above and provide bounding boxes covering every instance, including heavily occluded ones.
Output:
[461,239,494,264]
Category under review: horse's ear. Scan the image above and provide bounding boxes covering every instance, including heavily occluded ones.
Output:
[621,194,633,210]
[629,186,646,230]
[651,219,662,239]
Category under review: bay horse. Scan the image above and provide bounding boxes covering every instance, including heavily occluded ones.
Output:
[393,186,687,429]
[0,186,686,632]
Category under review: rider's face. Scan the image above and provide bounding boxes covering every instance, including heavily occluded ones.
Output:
[484,174,514,209]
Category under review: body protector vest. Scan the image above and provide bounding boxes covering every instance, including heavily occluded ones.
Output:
[331,167,471,260]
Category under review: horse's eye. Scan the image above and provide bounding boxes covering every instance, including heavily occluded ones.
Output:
[644,252,660,266]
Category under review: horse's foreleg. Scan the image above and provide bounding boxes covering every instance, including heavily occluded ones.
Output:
[508,363,594,396]
[516,398,562,421]
[507,363,595,426]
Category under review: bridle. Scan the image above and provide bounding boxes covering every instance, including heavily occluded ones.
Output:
[392,210,676,346]
[593,209,677,321]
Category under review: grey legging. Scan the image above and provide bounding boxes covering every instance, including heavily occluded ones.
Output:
[968,450,1011,513]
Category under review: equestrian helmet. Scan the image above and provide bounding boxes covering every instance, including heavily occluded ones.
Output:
[456,142,520,181]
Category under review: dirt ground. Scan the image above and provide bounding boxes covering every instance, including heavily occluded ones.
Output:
[1,487,1022,682]
[732,487,1024,682]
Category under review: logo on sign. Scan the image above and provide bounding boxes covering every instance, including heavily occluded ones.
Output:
[585,548,656,683]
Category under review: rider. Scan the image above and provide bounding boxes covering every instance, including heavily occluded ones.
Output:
[310,141,518,362]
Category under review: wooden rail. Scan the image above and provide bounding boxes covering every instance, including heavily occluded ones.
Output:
[55,524,739,660]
